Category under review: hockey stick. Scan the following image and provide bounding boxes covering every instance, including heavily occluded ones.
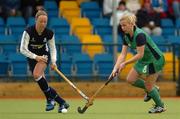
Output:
[77,73,114,114]
[54,67,89,101]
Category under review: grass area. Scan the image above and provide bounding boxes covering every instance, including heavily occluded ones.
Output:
[0,98,180,119]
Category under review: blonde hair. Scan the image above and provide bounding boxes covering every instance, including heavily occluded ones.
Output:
[120,13,137,26]
[35,10,48,20]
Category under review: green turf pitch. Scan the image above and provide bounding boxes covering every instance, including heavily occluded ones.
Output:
[0,98,180,119]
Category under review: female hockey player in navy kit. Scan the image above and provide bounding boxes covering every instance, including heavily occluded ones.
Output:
[20,10,69,113]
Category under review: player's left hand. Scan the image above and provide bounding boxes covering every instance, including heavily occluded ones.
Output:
[51,63,57,70]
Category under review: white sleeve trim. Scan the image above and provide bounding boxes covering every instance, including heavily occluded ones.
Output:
[48,35,57,64]
[20,31,37,59]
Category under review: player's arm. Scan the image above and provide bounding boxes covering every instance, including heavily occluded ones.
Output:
[20,31,47,62]
[48,35,57,68]
[111,36,128,77]
[113,45,128,71]
[124,46,145,65]
[124,33,146,65]
[20,31,37,59]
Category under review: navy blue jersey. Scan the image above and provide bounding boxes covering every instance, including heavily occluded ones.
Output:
[25,25,54,55]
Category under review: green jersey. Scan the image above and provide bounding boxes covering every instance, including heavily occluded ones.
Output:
[123,27,165,75]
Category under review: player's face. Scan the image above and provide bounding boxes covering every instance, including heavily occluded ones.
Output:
[120,20,133,34]
[36,15,48,33]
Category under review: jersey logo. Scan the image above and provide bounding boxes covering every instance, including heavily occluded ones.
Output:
[31,38,35,42]
[43,38,47,43]
[142,65,147,73]
[31,44,44,49]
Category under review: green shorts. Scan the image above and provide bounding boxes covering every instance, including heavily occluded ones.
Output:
[134,56,165,75]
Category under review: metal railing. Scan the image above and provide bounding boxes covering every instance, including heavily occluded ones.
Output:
[0,42,179,82]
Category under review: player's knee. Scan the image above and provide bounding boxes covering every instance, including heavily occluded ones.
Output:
[145,83,153,92]
[126,77,134,84]
[33,72,41,79]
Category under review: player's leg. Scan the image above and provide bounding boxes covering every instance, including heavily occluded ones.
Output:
[33,61,55,111]
[144,56,165,103]
[28,59,52,101]
[126,68,146,90]
[48,87,69,113]
[144,85,159,102]
[144,74,166,113]
[33,62,69,112]
[126,67,156,102]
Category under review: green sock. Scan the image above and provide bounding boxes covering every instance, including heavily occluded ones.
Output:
[132,79,146,90]
[148,87,164,107]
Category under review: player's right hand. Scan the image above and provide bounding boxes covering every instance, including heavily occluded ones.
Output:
[111,68,119,78]
[35,55,48,63]
[50,63,57,70]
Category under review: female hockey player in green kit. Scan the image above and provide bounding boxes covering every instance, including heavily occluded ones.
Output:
[111,13,166,113]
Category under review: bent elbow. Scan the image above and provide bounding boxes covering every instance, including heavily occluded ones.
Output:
[20,46,26,56]
[20,46,23,54]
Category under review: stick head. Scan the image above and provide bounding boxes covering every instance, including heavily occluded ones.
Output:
[77,106,88,114]
[77,101,93,114]
[77,106,85,114]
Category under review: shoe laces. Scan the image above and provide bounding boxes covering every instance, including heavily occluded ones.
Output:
[150,104,158,109]
[150,104,164,109]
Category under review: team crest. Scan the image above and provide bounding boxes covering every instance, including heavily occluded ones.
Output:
[43,38,47,42]
[31,38,35,42]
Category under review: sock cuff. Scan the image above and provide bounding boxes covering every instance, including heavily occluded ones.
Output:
[132,79,146,90]
[35,75,43,81]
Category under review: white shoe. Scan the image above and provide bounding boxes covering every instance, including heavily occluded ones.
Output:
[148,105,166,113]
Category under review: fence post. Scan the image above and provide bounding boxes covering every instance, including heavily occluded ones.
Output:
[176,45,180,96]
